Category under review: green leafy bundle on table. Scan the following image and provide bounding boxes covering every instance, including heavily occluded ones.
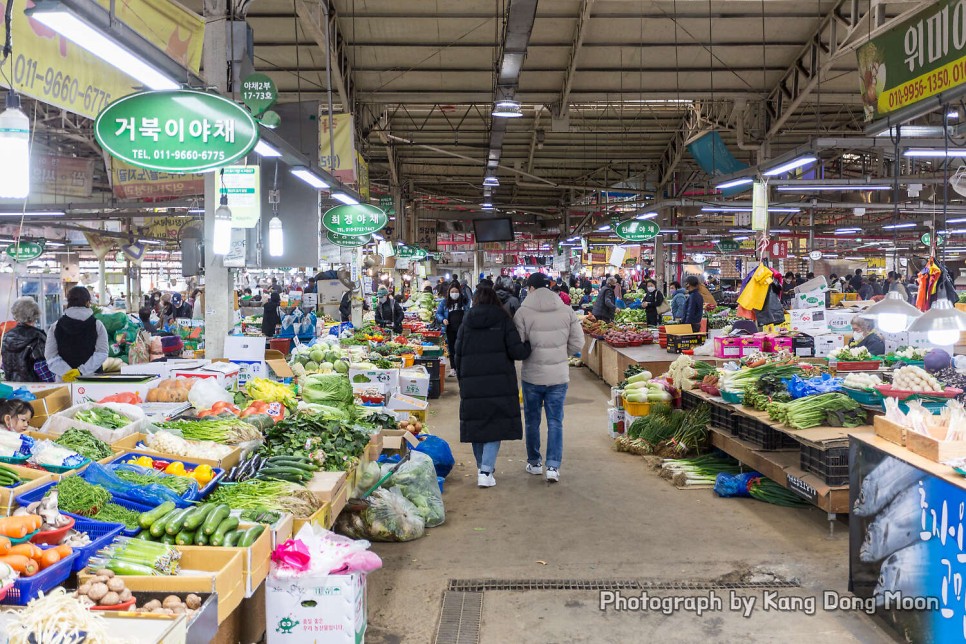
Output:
[258,413,372,472]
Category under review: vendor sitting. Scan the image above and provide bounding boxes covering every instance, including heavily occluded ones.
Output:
[849,316,885,356]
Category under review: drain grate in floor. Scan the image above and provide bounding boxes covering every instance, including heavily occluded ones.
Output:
[447,578,800,592]
[434,591,483,644]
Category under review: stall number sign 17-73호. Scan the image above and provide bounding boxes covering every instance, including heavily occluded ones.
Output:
[94,90,259,173]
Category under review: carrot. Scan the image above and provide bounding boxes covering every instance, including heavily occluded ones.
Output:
[0,554,37,576]
[8,543,43,559]
[38,550,60,569]
[0,518,28,539]
[0,536,11,555]
[52,545,72,558]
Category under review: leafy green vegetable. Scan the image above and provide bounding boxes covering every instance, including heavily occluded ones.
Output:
[258,412,371,471]
[302,373,354,405]
[54,428,113,460]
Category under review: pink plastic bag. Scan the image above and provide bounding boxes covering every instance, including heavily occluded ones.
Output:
[271,539,311,572]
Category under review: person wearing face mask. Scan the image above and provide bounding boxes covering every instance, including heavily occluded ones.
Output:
[437,281,468,377]
[849,316,885,356]
[45,286,109,383]
[681,276,705,332]
[642,278,665,326]
[374,287,404,334]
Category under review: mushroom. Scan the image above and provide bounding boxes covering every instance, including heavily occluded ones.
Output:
[118,588,132,603]
[143,599,162,611]
[100,591,121,606]
[106,578,125,593]
[185,594,202,610]
[87,582,109,602]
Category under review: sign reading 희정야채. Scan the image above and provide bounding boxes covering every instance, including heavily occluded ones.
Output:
[322,204,387,236]
[326,231,372,247]
[613,219,659,242]
[857,1,966,121]
[94,90,259,173]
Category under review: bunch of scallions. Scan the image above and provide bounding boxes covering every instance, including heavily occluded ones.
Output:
[660,454,742,487]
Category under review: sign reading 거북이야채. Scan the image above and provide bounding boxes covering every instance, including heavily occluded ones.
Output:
[613,219,659,242]
[94,90,259,173]
[857,0,966,121]
[322,204,387,236]
[325,231,372,247]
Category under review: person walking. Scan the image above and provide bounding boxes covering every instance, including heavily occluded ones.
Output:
[669,281,687,322]
[374,287,404,334]
[494,276,521,317]
[514,273,584,483]
[642,278,665,326]
[592,276,618,322]
[681,275,705,332]
[453,286,531,488]
[45,286,108,382]
[2,297,53,382]
[261,292,282,337]
[437,281,468,377]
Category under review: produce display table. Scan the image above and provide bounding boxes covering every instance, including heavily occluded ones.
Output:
[849,434,966,641]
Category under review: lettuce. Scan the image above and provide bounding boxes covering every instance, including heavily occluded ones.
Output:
[301,373,354,405]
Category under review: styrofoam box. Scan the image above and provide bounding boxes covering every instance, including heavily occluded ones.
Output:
[906,331,954,357]
[120,359,209,379]
[813,334,846,358]
[171,362,240,390]
[266,571,366,644]
[398,366,430,398]
[882,331,909,355]
[789,307,828,332]
[825,310,857,334]
[348,368,399,393]
[71,376,159,405]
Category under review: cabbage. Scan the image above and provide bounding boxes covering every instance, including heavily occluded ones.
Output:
[301,373,354,405]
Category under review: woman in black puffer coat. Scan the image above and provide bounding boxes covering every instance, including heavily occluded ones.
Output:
[454,286,531,488]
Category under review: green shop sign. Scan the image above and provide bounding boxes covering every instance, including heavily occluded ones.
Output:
[397,245,428,260]
[857,0,966,121]
[378,196,396,215]
[613,219,659,242]
[94,90,259,173]
[716,240,741,253]
[240,73,277,117]
[6,241,44,262]
[326,230,372,247]
[322,204,387,236]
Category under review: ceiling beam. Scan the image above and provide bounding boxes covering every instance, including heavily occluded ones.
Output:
[656,109,699,195]
[293,0,354,112]
[555,0,595,118]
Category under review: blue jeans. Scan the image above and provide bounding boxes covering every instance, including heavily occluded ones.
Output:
[472,441,501,474]
[522,382,568,469]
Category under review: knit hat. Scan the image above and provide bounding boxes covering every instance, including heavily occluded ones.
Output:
[526,273,550,289]
[377,287,389,297]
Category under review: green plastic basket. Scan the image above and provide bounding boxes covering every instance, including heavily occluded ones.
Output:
[843,387,882,406]
[0,455,29,465]
[720,390,744,404]
[40,458,91,474]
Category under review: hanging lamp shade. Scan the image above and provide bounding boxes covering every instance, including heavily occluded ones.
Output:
[907,298,966,346]
[862,290,923,333]
[268,215,283,257]
[212,196,232,255]
[0,91,30,199]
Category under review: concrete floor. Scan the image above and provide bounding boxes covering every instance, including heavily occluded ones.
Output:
[365,367,896,643]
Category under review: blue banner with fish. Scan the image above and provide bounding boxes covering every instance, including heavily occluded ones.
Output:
[850,437,966,641]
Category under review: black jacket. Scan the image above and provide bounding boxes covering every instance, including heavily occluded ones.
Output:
[853,332,885,357]
[454,304,531,444]
[1,324,46,382]
[592,286,617,321]
[495,288,520,317]
[339,291,351,323]
[642,289,665,326]
[262,301,282,336]
[682,289,704,331]
[375,298,404,333]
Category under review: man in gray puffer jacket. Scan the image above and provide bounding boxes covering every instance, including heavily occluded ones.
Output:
[513,273,584,482]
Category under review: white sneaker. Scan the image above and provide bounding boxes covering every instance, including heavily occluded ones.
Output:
[477,472,496,487]
[546,468,560,483]
[448,369,456,377]
[525,463,543,475]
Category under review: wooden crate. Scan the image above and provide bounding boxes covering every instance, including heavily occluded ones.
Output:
[905,428,966,463]
[873,415,906,447]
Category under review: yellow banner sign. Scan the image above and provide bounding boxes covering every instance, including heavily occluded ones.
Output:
[356,153,370,202]
[110,159,204,200]
[867,257,886,269]
[319,112,356,184]
[0,0,203,119]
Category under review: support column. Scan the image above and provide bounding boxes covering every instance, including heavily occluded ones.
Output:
[202,0,232,359]
[97,257,107,306]
[654,237,664,287]
[351,247,363,327]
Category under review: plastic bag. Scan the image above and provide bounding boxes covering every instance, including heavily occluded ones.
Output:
[40,402,148,443]
[82,461,197,507]
[29,440,86,469]
[187,377,234,410]
[352,460,383,497]
[412,434,455,478]
[334,487,425,542]
[713,471,761,498]
[383,451,445,527]
[0,431,33,458]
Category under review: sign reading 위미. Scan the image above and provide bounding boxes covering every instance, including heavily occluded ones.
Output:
[5,241,44,262]
[321,204,387,236]
[857,0,966,121]
[325,230,372,247]
[613,219,659,242]
[94,90,259,173]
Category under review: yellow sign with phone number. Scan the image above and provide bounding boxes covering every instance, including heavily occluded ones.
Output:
[0,0,203,120]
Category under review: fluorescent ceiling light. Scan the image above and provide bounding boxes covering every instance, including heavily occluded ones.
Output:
[775,185,891,192]
[481,202,495,210]
[903,149,966,157]
[138,239,163,245]
[187,208,205,214]
[254,141,282,157]
[728,229,752,233]
[770,208,801,213]
[492,100,523,118]
[28,8,178,90]
[733,236,749,241]
[331,192,359,205]
[663,242,683,246]
[770,229,791,233]
[702,207,751,212]
[882,222,916,229]
[715,177,753,190]
[946,217,966,224]
[949,111,960,120]
[597,225,610,231]
[635,212,658,220]
[659,229,678,234]
[483,176,500,187]
[834,228,861,234]
[291,167,329,189]
[0,211,64,217]
[762,155,817,176]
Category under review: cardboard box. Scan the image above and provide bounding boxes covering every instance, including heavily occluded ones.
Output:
[223,337,295,386]
[380,429,419,456]
[385,392,429,413]
[292,502,331,536]
[882,331,909,355]
[305,470,348,504]
[873,415,906,447]
[120,359,209,379]
[266,572,367,644]
[366,432,383,461]
[825,309,857,334]
[179,524,272,598]
[27,386,71,428]
[110,432,242,470]
[348,367,399,394]
[607,406,625,438]
[71,375,159,405]
[172,362,240,390]
[906,426,966,463]
[813,333,846,358]
[792,276,829,309]
[906,331,955,357]
[351,380,390,407]
[792,334,815,357]
[789,307,828,333]
[79,549,244,625]
[398,366,431,398]
[0,466,53,514]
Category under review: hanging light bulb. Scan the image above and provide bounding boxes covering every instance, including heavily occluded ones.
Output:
[862,291,922,333]
[268,215,283,257]
[0,91,30,199]
[212,195,232,255]
[908,298,966,346]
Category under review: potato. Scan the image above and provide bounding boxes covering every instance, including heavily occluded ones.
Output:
[107,578,125,593]
[162,595,183,609]
[118,588,132,603]
[100,591,121,606]
[87,582,109,602]
[172,605,186,614]
[93,575,111,585]
[77,583,91,596]
[143,599,162,611]
[99,569,115,578]
[185,594,202,610]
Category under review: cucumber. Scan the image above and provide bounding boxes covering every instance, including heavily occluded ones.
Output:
[107,559,156,576]
[256,470,305,483]
[175,528,196,546]
[221,530,239,547]
[259,466,313,478]
[236,525,265,548]
[165,508,192,536]
[210,516,239,546]
[135,531,156,540]
[193,530,208,546]
[139,501,176,529]
[202,504,230,535]
[149,509,176,538]
[160,533,176,545]
[182,504,214,531]
[266,458,318,471]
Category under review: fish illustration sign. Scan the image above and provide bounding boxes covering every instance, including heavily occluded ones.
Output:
[849,438,966,640]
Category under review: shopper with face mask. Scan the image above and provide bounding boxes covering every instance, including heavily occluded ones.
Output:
[436,281,468,377]
[374,287,404,334]
[642,279,665,326]
[849,316,885,356]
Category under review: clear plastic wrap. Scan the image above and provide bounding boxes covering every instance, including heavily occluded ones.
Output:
[334,488,425,542]
[384,451,445,527]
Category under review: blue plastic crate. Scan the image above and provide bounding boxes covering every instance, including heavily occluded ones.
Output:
[0,551,77,606]
[15,481,148,537]
[39,516,124,573]
[105,452,223,502]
